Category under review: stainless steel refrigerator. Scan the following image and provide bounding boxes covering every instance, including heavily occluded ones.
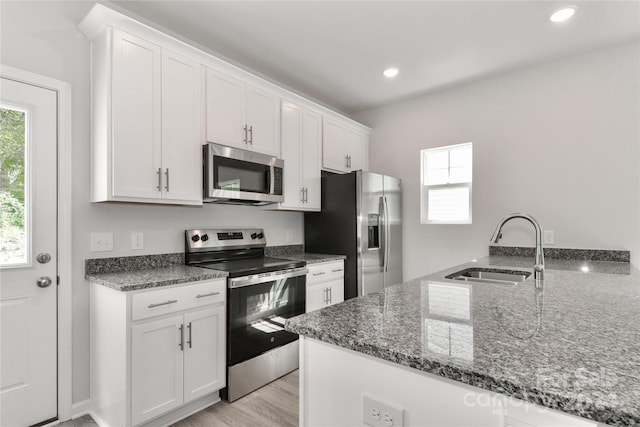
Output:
[304,171,402,300]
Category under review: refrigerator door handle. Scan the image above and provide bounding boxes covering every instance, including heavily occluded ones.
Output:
[383,196,390,274]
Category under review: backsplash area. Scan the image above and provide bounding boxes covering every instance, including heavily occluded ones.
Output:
[489,246,630,262]
[85,245,305,276]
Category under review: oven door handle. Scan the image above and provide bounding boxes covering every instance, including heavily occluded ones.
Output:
[228,267,309,288]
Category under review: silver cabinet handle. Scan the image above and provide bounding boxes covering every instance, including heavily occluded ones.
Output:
[305,188,308,203]
[345,155,349,168]
[196,291,220,299]
[187,322,192,349]
[348,155,352,169]
[243,125,248,143]
[300,187,305,203]
[328,287,332,304]
[248,125,253,144]
[332,269,344,273]
[148,299,178,308]
[178,324,184,351]
[164,168,169,192]
[157,167,162,191]
[323,287,328,305]
[312,271,326,276]
[37,276,52,288]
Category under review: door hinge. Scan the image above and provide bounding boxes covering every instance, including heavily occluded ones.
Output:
[57,276,60,285]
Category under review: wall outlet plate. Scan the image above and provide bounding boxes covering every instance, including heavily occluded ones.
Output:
[90,232,113,252]
[543,230,555,245]
[363,394,404,427]
[131,232,144,250]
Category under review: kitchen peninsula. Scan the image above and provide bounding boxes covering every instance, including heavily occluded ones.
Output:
[286,250,640,427]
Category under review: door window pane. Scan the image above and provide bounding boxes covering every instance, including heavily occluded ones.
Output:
[0,106,27,266]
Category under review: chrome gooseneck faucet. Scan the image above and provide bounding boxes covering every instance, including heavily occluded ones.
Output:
[490,213,545,283]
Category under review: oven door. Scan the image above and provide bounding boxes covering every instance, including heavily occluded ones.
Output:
[227,268,307,366]
[204,143,283,204]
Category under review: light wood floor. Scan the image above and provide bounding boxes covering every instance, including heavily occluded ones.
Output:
[174,370,298,427]
[59,370,299,427]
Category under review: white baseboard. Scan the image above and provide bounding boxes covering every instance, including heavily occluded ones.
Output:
[71,399,92,419]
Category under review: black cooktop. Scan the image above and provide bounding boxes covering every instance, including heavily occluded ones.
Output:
[198,256,305,278]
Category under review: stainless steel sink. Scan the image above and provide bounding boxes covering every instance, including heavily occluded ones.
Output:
[445,268,531,285]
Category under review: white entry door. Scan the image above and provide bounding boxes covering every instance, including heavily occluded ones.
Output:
[0,77,58,426]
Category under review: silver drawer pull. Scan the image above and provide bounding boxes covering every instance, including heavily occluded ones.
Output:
[332,269,344,273]
[312,272,326,276]
[196,292,220,299]
[148,299,178,308]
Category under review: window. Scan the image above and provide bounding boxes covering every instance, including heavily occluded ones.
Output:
[420,142,472,224]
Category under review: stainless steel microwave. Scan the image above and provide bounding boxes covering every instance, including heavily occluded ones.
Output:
[203,143,284,205]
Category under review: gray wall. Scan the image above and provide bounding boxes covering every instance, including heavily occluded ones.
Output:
[353,41,640,280]
[1,1,303,404]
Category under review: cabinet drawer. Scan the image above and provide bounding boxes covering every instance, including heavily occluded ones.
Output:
[132,279,226,321]
[307,260,344,285]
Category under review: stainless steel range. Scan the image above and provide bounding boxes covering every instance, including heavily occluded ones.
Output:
[185,228,307,401]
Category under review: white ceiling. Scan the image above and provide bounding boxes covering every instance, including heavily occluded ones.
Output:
[112,1,640,114]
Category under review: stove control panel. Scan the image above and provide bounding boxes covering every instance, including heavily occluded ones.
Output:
[185,228,266,251]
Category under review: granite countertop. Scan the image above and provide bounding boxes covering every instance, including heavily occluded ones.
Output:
[278,253,347,264]
[86,265,228,292]
[286,255,640,426]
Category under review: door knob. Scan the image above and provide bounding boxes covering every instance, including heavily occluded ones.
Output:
[37,276,52,288]
[37,253,51,264]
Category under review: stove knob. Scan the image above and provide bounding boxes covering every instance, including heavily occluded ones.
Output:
[251,233,258,239]
[201,234,209,242]
[257,232,264,239]
[191,234,200,242]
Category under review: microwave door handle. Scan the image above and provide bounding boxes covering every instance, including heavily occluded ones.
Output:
[270,165,275,195]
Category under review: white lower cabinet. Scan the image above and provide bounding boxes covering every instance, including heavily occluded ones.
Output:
[90,278,226,427]
[306,260,345,313]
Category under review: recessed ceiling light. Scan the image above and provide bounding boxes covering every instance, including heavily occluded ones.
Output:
[383,67,399,78]
[549,6,576,23]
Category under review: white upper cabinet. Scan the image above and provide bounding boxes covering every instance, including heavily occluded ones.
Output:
[110,30,162,200]
[206,68,280,157]
[322,117,369,173]
[86,27,202,205]
[161,50,203,202]
[205,68,246,148]
[275,101,321,211]
[80,4,372,207]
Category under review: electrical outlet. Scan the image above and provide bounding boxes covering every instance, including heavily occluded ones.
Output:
[543,230,555,245]
[90,232,113,252]
[363,394,404,427]
[131,232,144,250]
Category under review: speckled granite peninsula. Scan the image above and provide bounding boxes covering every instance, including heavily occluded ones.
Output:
[286,255,640,426]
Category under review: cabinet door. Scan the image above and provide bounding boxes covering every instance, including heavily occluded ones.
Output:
[183,306,226,403]
[322,118,347,172]
[301,109,322,209]
[280,101,303,209]
[306,284,328,313]
[161,50,203,203]
[326,279,345,307]
[131,315,184,425]
[345,128,368,172]
[206,68,246,148]
[246,85,280,156]
[111,29,162,199]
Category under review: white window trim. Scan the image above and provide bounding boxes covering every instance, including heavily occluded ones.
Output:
[420,142,473,225]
